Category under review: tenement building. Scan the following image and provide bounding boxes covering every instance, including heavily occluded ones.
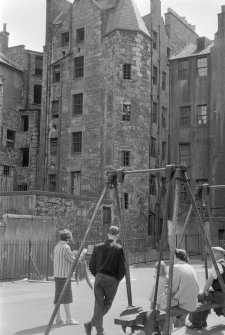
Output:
[0,24,43,191]
[39,0,197,239]
[169,6,225,244]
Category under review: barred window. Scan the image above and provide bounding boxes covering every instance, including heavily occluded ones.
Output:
[197,57,207,77]
[180,106,191,126]
[179,143,191,166]
[3,165,10,176]
[123,64,131,80]
[72,132,82,153]
[178,60,189,80]
[74,56,84,78]
[121,150,130,166]
[124,192,129,209]
[122,103,131,121]
[73,93,83,115]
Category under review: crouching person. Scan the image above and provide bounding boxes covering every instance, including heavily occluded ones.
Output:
[187,246,225,330]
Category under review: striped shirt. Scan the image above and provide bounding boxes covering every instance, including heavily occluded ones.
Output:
[54,241,75,278]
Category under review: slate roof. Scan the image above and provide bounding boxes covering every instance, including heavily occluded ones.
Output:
[104,0,150,37]
[171,42,214,60]
[0,51,23,71]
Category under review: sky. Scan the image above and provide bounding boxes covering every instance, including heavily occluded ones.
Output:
[0,0,225,52]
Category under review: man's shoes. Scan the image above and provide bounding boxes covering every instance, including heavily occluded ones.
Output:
[186,323,202,330]
[55,318,65,324]
[84,321,92,335]
[66,319,79,325]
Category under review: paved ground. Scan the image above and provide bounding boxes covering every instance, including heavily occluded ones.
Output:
[1,258,225,335]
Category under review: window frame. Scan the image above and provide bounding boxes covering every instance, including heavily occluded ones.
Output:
[76,28,85,43]
[73,93,83,116]
[180,106,191,127]
[178,60,189,80]
[122,103,131,121]
[61,32,70,47]
[121,150,130,166]
[153,66,158,85]
[152,102,158,124]
[123,64,131,80]
[197,104,207,125]
[35,55,43,76]
[197,57,208,77]
[71,171,81,195]
[74,56,84,78]
[179,143,191,167]
[72,131,82,153]
[53,65,60,82]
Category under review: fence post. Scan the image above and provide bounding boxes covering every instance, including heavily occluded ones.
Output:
[28,240,31,280]
[46,239,50,281]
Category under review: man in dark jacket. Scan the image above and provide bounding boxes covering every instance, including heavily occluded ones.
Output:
[84,225,126,335]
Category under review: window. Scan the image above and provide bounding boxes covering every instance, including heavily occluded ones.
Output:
[152,102,157,123]
[6,129,15,149]
[21,115,29,131]
[74,56,84,78]
[3,165,10,176]
[71,171,81,195]
[33,85,42,104]
[35,56,43,76]
[162,71,166,90]
[72,132,82,153]
[153,66,158,85]
[178,60,189,80]
[150,174,156,195]
[162,141,166,161]
[122,103,131,121]
[76,28,85,43]
[21,148,29,167]
[197,105,207,125]
[123,64,131,80]
[121,150,130,166]
[151,136,157,158]
[48,174,56,192]
[53,65,60,82]
[179,143,191,166]
[197,57,207,77]
[152,31,157,49]
[162,107,167,128]
[148,212,155,236]
[52,100,59,118]
[218,229,225,240]
[61,32,69,47]
[103,206,111,225]
[50,138,57,156]
[124,192,129,209]
[17,183,28,191]
[73,93,83,115]
[180,106,191,126]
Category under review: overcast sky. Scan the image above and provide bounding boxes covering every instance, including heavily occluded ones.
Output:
[0,0,224,52]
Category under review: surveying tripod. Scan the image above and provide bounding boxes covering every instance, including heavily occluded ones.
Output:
[44,164,225,335]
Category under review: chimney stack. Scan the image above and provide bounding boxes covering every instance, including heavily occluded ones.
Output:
[0,23,10,54]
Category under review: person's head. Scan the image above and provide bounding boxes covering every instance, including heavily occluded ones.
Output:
[212,247,225,260]
[155,260,167,277]
[175,248,189,263]
[107,225,120,241]
[59,229,72,242]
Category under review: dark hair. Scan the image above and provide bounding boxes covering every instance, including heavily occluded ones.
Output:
[108,225,120,236]
[175,248,189,263]
[59,229,72,241]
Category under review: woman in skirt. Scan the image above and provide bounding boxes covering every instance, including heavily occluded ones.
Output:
[53,229,79,325]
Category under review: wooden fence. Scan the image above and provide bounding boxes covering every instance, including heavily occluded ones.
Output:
[1,235,223,281]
